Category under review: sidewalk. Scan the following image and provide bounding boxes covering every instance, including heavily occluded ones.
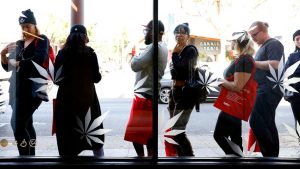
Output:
[1,134,299,157]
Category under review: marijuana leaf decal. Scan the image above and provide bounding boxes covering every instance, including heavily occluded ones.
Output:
[267,57,300,94]
[197,69,223,93]
[283,122,300,154]
[162,111,185,145]
[29,60,63,97]
[133,76,150,99]
[283,122,300,139]
[225,136,258,157]
[75,108,111,146]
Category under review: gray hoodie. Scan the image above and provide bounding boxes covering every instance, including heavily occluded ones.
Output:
[131,41,168,97]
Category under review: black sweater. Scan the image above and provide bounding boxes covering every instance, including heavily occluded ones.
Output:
[170,45,198,81]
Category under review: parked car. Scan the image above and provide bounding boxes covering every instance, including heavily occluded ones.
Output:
[159,68,220,104]
[0,69,10,113]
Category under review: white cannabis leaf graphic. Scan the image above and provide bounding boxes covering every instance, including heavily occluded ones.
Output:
[283,122,300,155]
[283,122,300,139]
[133,76,150,99]
[225,135,259,157]
[197,69,223,93]
[29,60,63,97]
[161,110,185,145]
[75,108,111,146]
[267,56,300,94]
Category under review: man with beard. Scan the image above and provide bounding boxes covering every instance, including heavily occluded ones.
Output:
[124,20,168,157]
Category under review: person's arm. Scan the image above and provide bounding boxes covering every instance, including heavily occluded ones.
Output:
[131,44,153,72]
[1,42,18,71]
[255,60,280,70]
[90,49,101,83]
[1,48,8,65]
[221,56,254,92]
[221,72,252,92]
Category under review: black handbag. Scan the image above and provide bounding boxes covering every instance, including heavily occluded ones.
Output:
[182,64,208,112]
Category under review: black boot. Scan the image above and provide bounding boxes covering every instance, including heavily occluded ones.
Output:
[174,133,194,156]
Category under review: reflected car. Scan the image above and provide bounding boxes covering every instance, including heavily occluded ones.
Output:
[159,69,220,104]
[0,83,7,113]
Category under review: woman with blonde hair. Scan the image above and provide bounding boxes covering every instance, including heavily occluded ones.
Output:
[213,31,257,157]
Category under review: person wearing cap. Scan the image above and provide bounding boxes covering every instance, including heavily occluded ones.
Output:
[248,21,284,157]
[284,30,300,138]
[0,9,50,156]
[124,20,168,157]
[53,24,104,157]
[213,31,256,157]
[164,23,199,156]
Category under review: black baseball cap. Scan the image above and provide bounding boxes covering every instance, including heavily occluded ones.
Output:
[142,20,164,34]
[70,24,87,35]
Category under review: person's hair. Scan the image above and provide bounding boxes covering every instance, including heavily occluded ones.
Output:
[240,40,255,56]
[173,23,190,35]
[62,32,88,55]
[293,30,300,52]
[249,21,269,33]
[295,45,300,53]
[22,25,40,40]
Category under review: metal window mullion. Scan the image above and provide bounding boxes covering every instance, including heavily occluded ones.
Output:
[152,0,159,162]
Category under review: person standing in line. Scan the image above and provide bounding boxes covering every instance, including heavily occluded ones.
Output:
[284,30,300,137]
[124,20,168,157]
[1,9,49,156]
[54,24,104,157]
[166,23,198,156]
[213,31,256,157]
[248,21,284,157]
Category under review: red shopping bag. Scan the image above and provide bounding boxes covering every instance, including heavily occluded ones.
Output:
[248,128,260,152]
[124,96,153,144]
[164,128,177,157]
[213,58,257,121]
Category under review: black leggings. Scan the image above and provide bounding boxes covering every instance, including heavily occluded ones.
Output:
[13,97,42,155]
[213,112,242,156]
[132,138,154,157]
[290,96,300,137]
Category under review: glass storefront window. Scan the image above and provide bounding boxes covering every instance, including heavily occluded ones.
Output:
[0,0,300,162]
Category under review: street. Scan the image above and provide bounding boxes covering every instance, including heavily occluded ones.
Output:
[0,98,299,157]
[0,98,296,137]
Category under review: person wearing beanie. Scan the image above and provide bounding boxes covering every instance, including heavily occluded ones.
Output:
[0,9,50,156]
[284,30,300,139]
[248,21,284,157]
[124,20,168,157]
[54,24,104,157]
[213,31,257,157]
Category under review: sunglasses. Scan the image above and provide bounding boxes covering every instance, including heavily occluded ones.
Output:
[251,30,262,38]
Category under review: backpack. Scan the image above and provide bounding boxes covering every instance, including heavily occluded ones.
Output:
[31,35,55,101]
